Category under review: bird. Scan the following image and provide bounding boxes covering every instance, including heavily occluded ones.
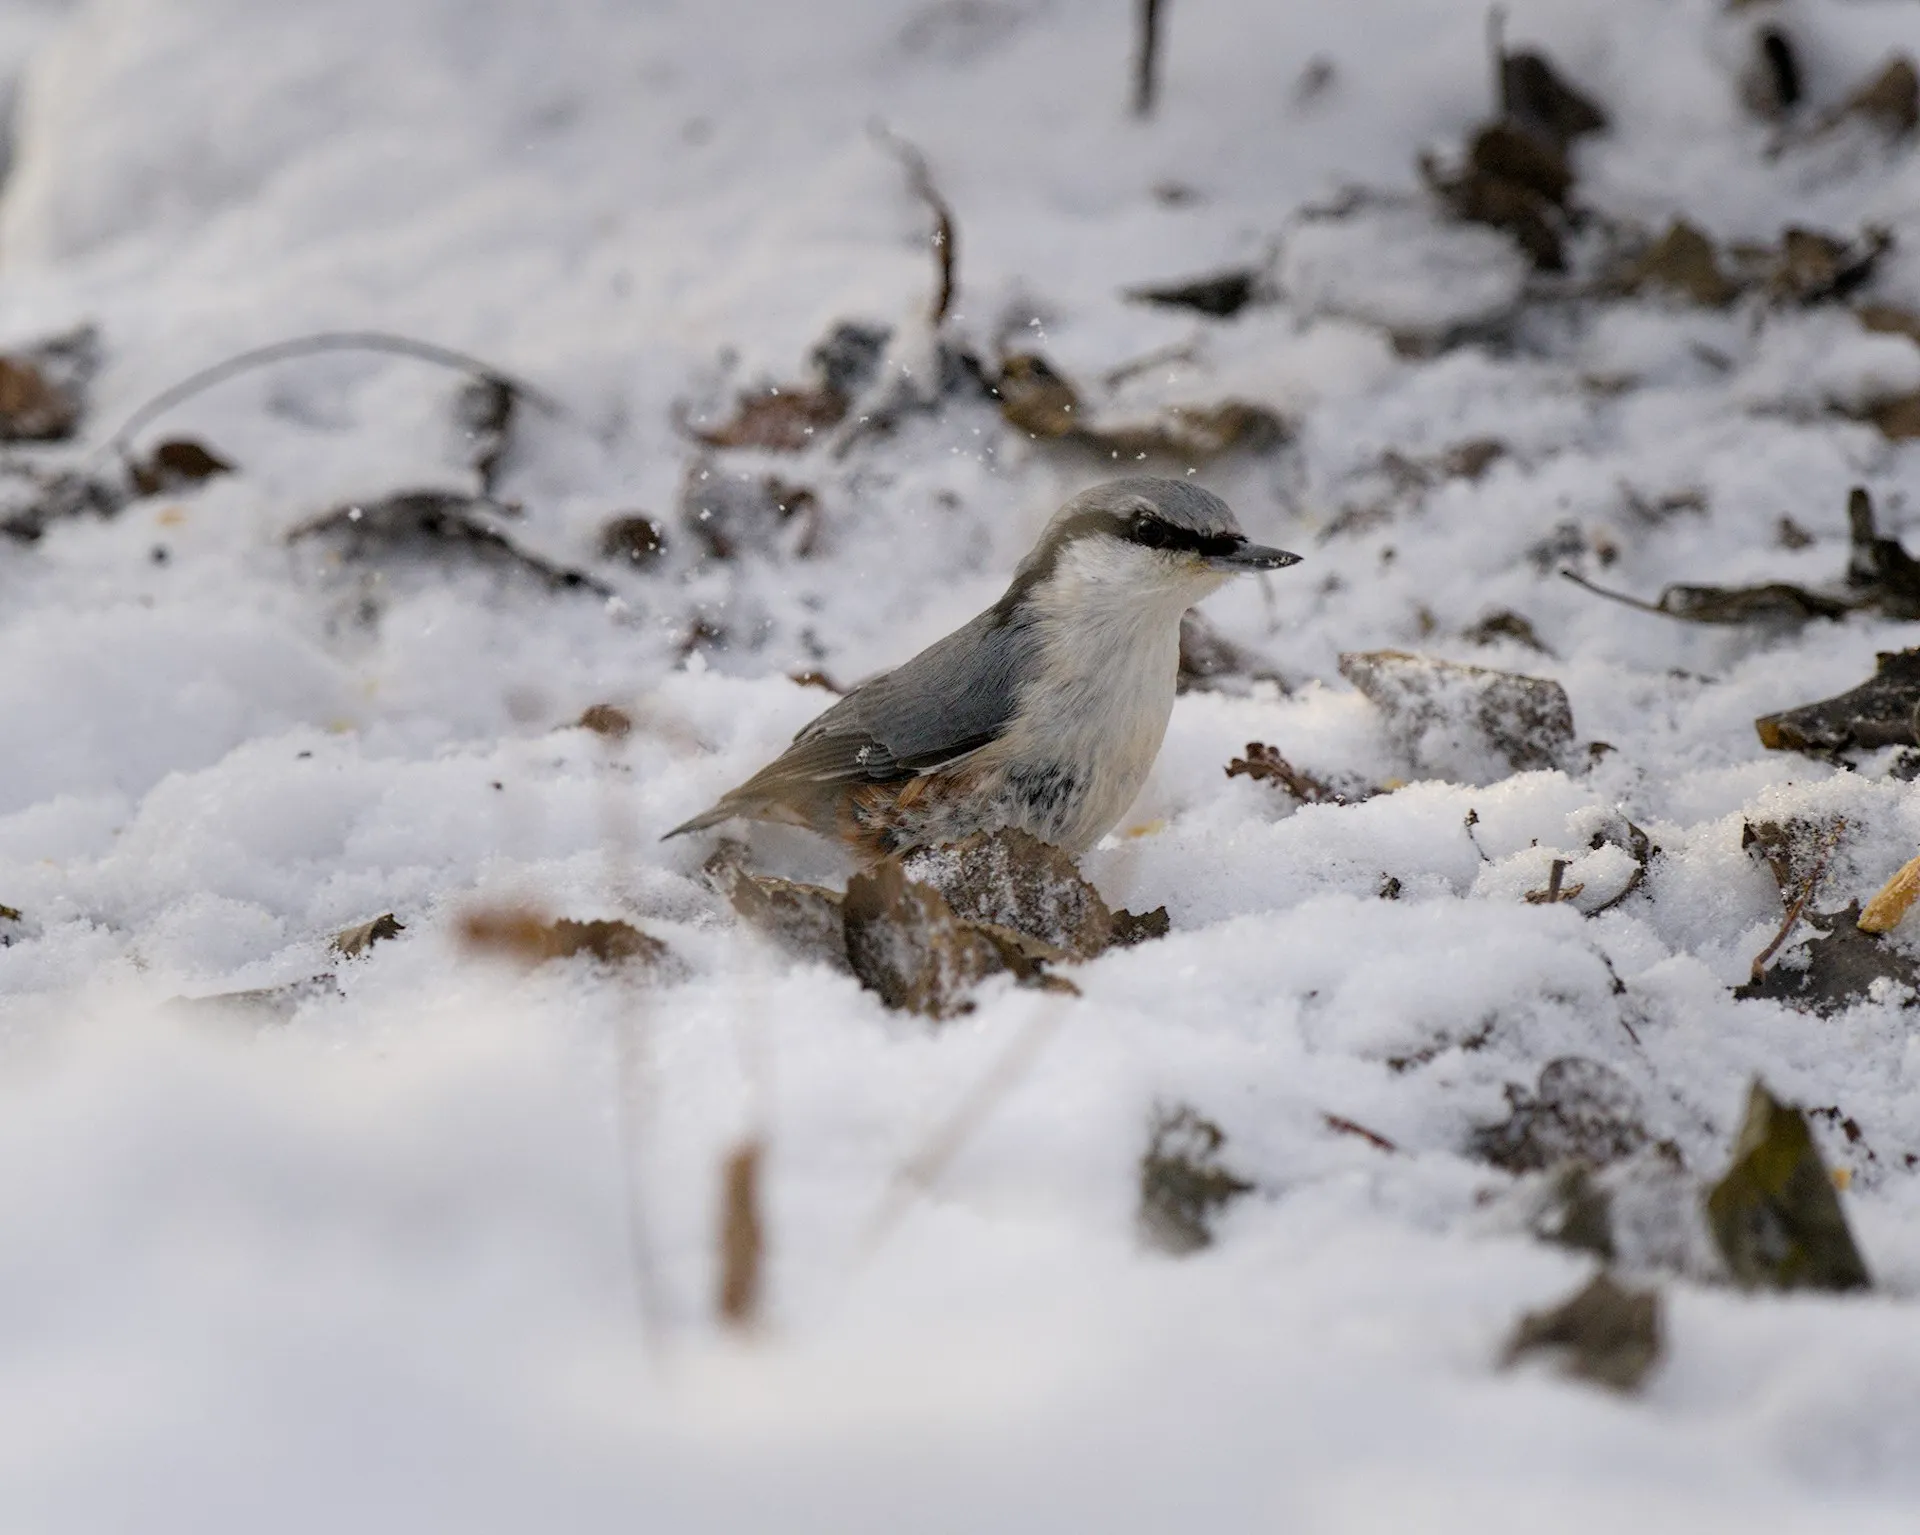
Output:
[664,477,1301,858]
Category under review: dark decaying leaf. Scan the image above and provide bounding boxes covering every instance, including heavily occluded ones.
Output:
[130,438,234,497]
[1339,649,1575,780]
[842,859,1056,1019]
[1124,268,1263,319]
[1858,304,1920,347]
[0,903,20,923]
[1462,609,1550,653]
[1503,1273,1662,1393]
[680,465,821,560]
[0,326,96,442]
[1734,901,1920,1014]
[1225,741,1354,805]
[1741,25,1801,120]
[575,703,633,739]
[1137,1104,1254,1255]
[1706,1080,1872,1291]
[460,908,668,968]
[1470,1057,1656,1174]
[0,463,126,544]
[994,352,1080,438]
[331,912,405,958]
[1531,1163,1617,1261]
[901,827,1114,961]
[169,973,342,1024]
[692,384,849,452]
[1740,816,1844,906]
[287,491,611,595]
[1869,394,1920,442]
[705,850,851,972]
[715,1139,766,1331]
[1498,45,1608,151]
[1567,486,1920,629]
[1420,137,1566,272]
[1759,227,1888,307]
[1109,904,1170,947]
[1754,648,1920,757]
[597,513,667,570]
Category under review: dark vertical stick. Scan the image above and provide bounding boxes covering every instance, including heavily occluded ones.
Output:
[1134,0,1163,117]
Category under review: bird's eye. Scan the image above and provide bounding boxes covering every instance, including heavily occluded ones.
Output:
[1129,514,1173,549]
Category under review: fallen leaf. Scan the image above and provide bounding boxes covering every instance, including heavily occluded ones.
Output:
[1339,649,1575,781]
[995,352,1080,438]
[1734,900,1920,1014]
[1225,741,1353,804]
[1741,24,1801,120]
[1499,46,1608,151]
[842,859,1044,1019]
[1834,54,1918,136]
[460,908,667,968]
[130,439,234,497]
[692,384,848,452]
[597,513,667,569]
[1614,219,1737,307]
[1857,303,1920,346]
[1109,905,1170,947]
[1137,1105,1254,1255]
[331,912,405,958]
[1462,608,1549,653]
[1706,1080,1872,1291]
[1471,1058,1657,1175]
[575,703,633,739]
[1503,1273,1662,1393]
[1124,267,1263,318]
[0,326,95,442]
[288,490,611,595]
[901,827,1112,961]
[706,851,850,972]
[1755,647,1920,757]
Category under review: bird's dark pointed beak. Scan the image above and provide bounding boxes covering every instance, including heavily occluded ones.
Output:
[1209,541,1302,572]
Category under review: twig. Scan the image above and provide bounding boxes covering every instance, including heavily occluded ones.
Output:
[871,125,957,327]
[1559,567,1680,618]
[1133,0,1165,117]
[856,996,1068,1260]
[1322,1113,1398,1153]
[100,330,565,466]
[1487,4,1509,118]
[1747,819,1845,985]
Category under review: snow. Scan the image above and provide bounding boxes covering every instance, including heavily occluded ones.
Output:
[3,0,1920,1528]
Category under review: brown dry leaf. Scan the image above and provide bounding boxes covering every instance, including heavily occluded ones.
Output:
[1086,401,1290,461]
[693,385,848,452]
[1870,395,1920,441]
[1835,54,1918,136]
[842,859,1034,1019]
[1499,46,1608,151]
[901,827,1113,961]
[1616,220,1737,307]
[131,439,234,497]
[1503,1273,1662,1393]
[1461,609,1549,653]
[706,851,850,972]
[331,912,405,958]
[1421,142,1564,271]
[1137,1105,1254,1255]
[1706,1081,1872,1291]
[169,973,342,1024]
[715,1139,766,1330]
[1858,304,1920,346]
[597,513,667,570]
[460,907,667,968]
[575,703,633,739]
[1858,853,1920,934]
[1225,741,1352,805]
[1338,649,1575,781]
[994,353,1081,438]
[1109,905,1170,947]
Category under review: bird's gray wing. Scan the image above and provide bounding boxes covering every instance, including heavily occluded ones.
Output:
[784,609,1039,783]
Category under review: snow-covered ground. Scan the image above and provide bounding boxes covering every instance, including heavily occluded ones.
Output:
[4,0,1920,1528]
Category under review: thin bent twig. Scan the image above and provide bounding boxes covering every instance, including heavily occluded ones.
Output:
[102,330,565,464]
[871,124,957,327]
[1747,818,1846,985]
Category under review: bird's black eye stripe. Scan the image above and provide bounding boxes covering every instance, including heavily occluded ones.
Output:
[1124,513,1244,559]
